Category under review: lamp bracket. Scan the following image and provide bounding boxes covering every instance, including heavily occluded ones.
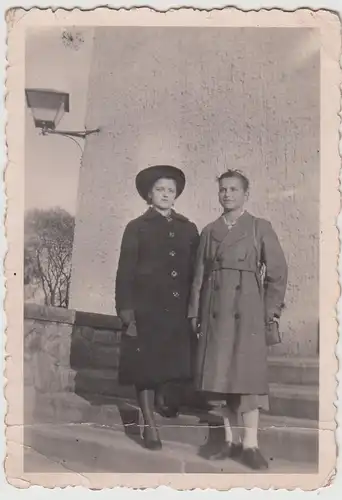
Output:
[41,127,100,139]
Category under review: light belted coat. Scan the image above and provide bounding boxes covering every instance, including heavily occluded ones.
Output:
[188,211,288,395]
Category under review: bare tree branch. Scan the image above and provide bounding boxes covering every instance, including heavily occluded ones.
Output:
[24,207,75,308]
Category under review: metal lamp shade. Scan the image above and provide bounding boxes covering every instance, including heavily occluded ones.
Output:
[25,88,70,130]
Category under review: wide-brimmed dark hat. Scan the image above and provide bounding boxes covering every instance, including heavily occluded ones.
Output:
[135,165,186,201]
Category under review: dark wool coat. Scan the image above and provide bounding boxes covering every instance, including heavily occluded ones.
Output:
[116,208,199,386]
[188,211,288,395]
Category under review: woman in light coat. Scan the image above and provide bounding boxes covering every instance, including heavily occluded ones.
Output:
[188,170,288,470]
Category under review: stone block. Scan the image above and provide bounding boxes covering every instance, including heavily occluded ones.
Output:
[74,368,118,397]
[70,324,121,370]
[24,303,75,324]
[91,344,120,369]
[75,310,122,330]
[268,383,319,420]
[46,332,72,366]
[70,330,94,369]
[56,366,76,393]
[268,356,319,385]
[92,328,121,345]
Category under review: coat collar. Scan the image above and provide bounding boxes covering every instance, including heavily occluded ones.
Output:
[141,207,189,222]
[210,211,253,246]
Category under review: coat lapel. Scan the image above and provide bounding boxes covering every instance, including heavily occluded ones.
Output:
[211,212,252,248]
[141,208,160,221]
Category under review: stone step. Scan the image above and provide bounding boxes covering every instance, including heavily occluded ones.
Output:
[71,327,319,386]
[74,368,135,400]
[268,383,318,420]
[267,357,318,386]
[73,351,320,384]
[73,368,319,420]
[158,413,318,465]
[29,391,318,465]
[24,421,317,474]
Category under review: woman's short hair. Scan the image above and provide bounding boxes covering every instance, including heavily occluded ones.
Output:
[217,169,250,192]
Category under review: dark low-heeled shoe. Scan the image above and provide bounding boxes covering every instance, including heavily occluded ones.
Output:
[142,427,162,451]
[155,403,180,419]
[209,442,243,461]
[240,447,269,470]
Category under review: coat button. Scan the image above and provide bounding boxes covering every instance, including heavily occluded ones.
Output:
[171,270,178,278]
[169,250,176,257]
[169,232,175,238]
[173,291,180,298]
[212,312,217,319]
[236,285,241,291]
[234,313,240,320]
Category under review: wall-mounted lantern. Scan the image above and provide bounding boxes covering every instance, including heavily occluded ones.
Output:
[25,88,100,139]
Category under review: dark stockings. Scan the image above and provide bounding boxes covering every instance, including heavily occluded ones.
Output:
[135,385,160,441]
[154,386,165,409]
[155,382,181,417]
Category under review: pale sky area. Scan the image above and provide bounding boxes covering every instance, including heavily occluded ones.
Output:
[25,28,94,215]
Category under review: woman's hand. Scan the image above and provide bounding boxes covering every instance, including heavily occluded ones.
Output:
[265,317,281,346]
[190,317,200,335]
[119,309,138,338]
[125,321,138,338]
[119,309,135,326]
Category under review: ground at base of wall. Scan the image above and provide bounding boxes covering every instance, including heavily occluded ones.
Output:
[25,390,318,467]
[24,422,317,475]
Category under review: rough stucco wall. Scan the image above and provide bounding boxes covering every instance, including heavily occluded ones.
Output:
[70,27,320,355]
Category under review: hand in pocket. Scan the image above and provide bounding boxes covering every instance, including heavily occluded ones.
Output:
[190,318,201,336]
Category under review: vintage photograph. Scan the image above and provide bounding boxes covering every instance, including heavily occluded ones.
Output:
[4,7,340,491]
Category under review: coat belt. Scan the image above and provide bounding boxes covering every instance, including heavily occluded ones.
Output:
[208,262,258,273]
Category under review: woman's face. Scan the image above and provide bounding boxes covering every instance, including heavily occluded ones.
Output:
[218,176,248,211]
[149,177,177,210]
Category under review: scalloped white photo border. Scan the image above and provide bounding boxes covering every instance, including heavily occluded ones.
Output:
[1,1,341,496]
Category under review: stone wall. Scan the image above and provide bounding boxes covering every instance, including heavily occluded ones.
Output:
[25,305,75,392]
[70,311,136,402]
[24,303,202,420]
[23,304,319,466]
[70,27,320,355]
[24,303,318,429]
[24,304,125,423]
[24,304,76,424]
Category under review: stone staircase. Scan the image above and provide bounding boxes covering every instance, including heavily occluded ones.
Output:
[24,307,319,469]
[65,317,319,465]
[71,320,319,421]
[73,363,319,420]
[24,419,318,474]
[28,387,318,467]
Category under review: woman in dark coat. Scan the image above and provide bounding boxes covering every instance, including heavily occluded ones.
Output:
[115,165,199,450]
[188,170,288,470]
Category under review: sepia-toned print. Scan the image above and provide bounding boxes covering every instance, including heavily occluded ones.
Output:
[4,7,340,491]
